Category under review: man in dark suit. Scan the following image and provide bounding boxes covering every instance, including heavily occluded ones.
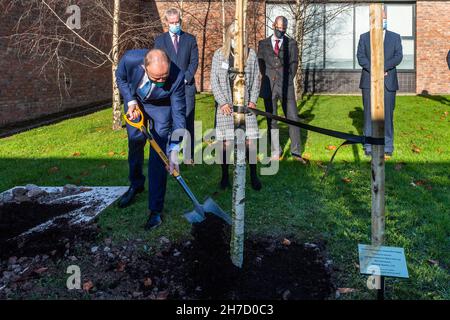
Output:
[116,49,186,230]
[357,9,403,156]
[258,16,306,164]
[155,8,199,164]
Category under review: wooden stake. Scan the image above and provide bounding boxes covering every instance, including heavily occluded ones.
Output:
[369,3,385,298]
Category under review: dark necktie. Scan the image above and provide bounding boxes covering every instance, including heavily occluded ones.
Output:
[173,34,179,54]
[274,39,280,56]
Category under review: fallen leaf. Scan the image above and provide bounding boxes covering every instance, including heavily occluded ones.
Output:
[144,278,153,287]
[411,145,421,154]
[65,175,73,180]
[394,162,406,171]
[99,164,107,169]
[80,171,90,177]
[302,152,312,160]
[120,151,127,156]
[83,281,94,292]
[34,267,48,274]
[341,178,352,184]
[156,290,169,300]
[425,134,433,139]
[107,151,116,157]
[436,148,443,154]
[338,288,356,294]
[116,261,126,272]
[427,259,439,266]
[426,185,433,191]
[326,145,337,151]
[72,152,81,157]
[282,238,291,246]
[414,179,427,186]
[48,166,59,174]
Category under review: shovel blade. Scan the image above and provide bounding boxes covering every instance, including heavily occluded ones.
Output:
[183,197,232,225]
[183,209,206,224]
[203,197,232,225]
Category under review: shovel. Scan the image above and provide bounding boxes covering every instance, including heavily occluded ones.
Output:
[123,108,231,225]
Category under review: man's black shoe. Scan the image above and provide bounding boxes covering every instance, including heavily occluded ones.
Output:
[118,186,144,208]
[144,212,162,231]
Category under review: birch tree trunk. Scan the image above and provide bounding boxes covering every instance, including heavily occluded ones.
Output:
[112,0,122,130]
[230,0,247,268]
[294,0,305,99]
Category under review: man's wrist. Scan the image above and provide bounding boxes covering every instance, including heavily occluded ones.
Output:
[128,100,138,107]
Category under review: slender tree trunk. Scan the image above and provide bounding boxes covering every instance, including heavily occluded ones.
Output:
[230,0,247,269]
[222,0,226,44]
[112,0,122,130]
[294,0,305,99]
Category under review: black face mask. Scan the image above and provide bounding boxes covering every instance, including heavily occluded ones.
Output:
[274,29,285,39]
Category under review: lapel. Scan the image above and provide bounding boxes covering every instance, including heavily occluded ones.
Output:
[177,31,186,59]
[164,32,177,60]
[384,30,391,57]
[131,64,145,97]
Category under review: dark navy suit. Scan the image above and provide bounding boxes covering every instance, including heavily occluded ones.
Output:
[357,30,403,154]
[155,31,198,160]
[116,49,186,212]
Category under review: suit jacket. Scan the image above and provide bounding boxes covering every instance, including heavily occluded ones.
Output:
[257,35,299,100]
[357,30,403,91]
[210,48,260,108]
[154,31,198,113]
[115,49,186,144]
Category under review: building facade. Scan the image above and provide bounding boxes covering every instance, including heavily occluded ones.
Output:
[0,0,448,127]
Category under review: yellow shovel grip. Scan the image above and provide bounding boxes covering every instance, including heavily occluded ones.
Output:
[123,108,180,178]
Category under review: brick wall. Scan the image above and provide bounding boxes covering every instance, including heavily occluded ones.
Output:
[416,1,450,94]
[153,0,266,92]
[0,0,154,127]
[303,71,416,94]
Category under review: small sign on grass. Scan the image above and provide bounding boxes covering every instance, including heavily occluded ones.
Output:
[358,244,409,279]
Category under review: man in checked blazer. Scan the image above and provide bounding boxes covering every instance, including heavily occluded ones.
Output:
[258,16,306,164]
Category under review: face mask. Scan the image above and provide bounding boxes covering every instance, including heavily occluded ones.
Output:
[169,23,181,35]
[153,81,165,88]
[274,29,285,39]
[383,19,387,30]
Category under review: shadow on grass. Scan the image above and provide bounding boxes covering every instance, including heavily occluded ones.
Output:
[418,92,450,106]
[0,157,449,298]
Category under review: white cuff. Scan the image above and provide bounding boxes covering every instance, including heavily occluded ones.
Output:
[128,100,138,107]
[168,143,180,154]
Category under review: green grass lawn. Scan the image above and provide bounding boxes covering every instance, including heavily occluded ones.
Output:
[0,94,449,300]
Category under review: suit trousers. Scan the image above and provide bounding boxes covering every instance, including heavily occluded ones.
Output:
[184,89,196,161]
[362,88,396,154]
[126,113,168,212]
[263,90,301,156]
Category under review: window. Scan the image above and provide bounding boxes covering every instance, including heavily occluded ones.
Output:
[325,4,354,69]
[266,2,416,71]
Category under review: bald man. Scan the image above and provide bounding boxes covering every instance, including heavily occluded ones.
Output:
[116,49,186,230]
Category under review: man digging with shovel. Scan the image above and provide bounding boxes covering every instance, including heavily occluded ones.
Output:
[116,49,231,230]
[116,49,186,230]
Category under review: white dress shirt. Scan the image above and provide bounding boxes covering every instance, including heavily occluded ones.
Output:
[271,34,284,51]
[127,66,155,107]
